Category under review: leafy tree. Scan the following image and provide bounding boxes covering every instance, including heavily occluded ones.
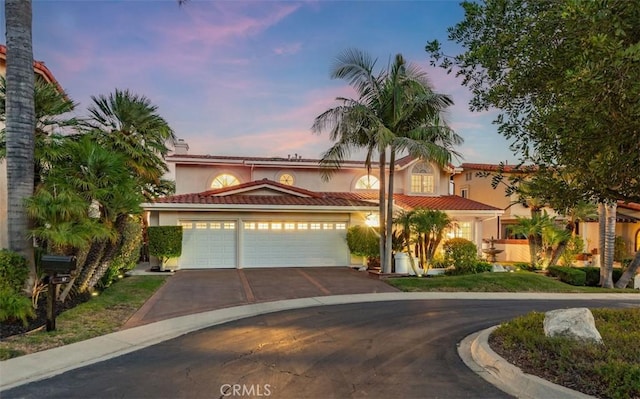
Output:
[410,208,451,271]
[313,49,461,273]
[427,0,639,284]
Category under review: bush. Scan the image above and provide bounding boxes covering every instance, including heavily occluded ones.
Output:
[443,238,479,275]
[0,249,29,293]
[0,288,36,327]
[614,236,627,262]
[514,261,539,271]
[346,225,379,258]
[560,235,584,266]
[548,266,586,286]
[148,226,183,266]
[578,266,628,287]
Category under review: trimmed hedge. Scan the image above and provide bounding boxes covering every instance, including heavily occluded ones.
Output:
[0,249,29,293]
[148,226,183,265]
[548,266,586,286]
[575,266,627,287]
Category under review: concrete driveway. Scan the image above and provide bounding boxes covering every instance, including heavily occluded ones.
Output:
[124,267,399,328]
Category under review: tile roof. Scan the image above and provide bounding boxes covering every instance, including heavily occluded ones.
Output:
[0,44,63,93]
[618,201,640,212]
[152,194,377,207]
[201,178,321,198]
[324,192,501,211]
[459,163,534,173]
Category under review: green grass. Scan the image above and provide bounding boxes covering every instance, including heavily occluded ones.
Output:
[0,275,166,360]
[490,308,640,399]
[386,271,637,293]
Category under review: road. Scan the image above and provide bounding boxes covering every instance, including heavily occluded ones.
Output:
[3,299,635,399]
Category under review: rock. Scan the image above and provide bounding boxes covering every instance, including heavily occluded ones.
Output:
[491,264,506,272]
[543,308,602,344]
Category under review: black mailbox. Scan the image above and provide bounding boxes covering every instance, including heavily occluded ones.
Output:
[41,255,77,275]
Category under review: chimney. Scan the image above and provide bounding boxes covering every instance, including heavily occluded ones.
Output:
[174,139,189,155]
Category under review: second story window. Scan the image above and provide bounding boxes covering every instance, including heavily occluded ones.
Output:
[211,174,240,189]
[355,174,379,190]
[411,163,434,194]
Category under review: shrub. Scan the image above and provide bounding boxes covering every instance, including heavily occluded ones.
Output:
[148,226,183,266]
[560,235,584,266]
[443,238,479,275]
[346,225,379,258]
[0,288,36,327]
[0,249,29,293]
[548,266,586,286]
[614,236,627,262]
[578,266,629,287]
[514,261,539,271]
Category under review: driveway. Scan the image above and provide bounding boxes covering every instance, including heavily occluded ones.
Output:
[124,267,399,328]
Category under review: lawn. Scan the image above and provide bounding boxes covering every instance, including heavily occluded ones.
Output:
[386,270,637,293]
[0,275,167,360]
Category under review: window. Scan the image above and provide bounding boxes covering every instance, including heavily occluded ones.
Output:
[323,223,333,230]
[279,173,294,186]
[411,163,434,193]
[465,172,473,181]
[223,222,235,230]
[195,222,208,229]
[297,223,308,230]
[449,222,472,241]
[460,188,469,198]
[310,223,321,230]
[335,223,346,230]
[355,175,379,189]
[180,222,193,229]
[210,222,221,229]
[271,223,282,230]
[636,229,640,252]
[211,174,240,189]
[258,223,269,230]
[284,223,296,230]
[244,222,255,230]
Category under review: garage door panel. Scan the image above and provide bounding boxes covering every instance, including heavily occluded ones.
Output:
[179,222,236,268]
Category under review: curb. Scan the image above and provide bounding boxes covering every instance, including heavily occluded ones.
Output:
[461,326,597,399]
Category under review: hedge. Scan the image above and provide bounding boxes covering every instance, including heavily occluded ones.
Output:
[148,226,183,265]
[575,266,627,287]
[548,266,586,286]
[0,249,29,293]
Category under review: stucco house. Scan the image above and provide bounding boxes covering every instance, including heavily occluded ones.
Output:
[142,141,502,269]
[0,45,62,249]
[452,163,640,263]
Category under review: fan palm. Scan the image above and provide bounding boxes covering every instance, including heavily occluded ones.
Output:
[410,208,452,271]
[84,89,176,200]
[313,49,462,273]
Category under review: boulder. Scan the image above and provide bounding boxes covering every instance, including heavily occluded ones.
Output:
[491,264,507,272]
[543,308,602,344]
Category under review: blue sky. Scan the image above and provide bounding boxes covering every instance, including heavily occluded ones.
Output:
[3,0,517,164]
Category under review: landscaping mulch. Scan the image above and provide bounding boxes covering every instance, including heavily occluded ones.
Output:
[0,292,91,339]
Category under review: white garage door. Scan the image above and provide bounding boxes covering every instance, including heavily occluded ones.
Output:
[179,221,236,268]
[242,221,349,267]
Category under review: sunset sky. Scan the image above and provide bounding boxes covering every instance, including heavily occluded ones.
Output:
[2,1,517,164]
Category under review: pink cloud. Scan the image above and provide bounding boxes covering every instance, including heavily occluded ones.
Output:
[273,42,303,55]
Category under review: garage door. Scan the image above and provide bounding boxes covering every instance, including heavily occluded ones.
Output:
[242,221,349,267]
[179,221,236,268]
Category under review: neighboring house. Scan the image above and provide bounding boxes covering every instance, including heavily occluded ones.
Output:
[452,163,640,263]
[142,141,503,269]
[0,44,62,249]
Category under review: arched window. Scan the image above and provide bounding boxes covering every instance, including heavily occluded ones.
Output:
[355,175,379,189]
[279,173,294,186]
[211,174,240,189]
[411,162,434,193]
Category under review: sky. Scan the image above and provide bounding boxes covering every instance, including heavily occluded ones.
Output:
[2,0,518,165]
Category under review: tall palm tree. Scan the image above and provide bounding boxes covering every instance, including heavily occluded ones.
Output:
[313,49,461,273]
[411,208,452,271]
[84,89,176,200]
[4,0,36,274]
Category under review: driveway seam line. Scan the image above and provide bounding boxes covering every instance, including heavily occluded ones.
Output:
[297,269,331,295]
[237,269,256,303]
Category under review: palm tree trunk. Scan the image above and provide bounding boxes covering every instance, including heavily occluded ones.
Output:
[548,222,574,267]
[85,216,127,289]
[598,203,606,285]
[76,240,107,292]
[383,147,396,274]
[602,203,616,288]
[527,235,538,268]
[5,0,36,276]
[378,150,387,273]
[614,251,640,289]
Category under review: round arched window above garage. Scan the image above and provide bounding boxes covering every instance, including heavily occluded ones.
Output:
[355,175,379,189]
[211,174,240,189]
[279,173,295,186]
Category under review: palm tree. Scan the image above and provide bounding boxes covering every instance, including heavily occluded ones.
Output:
[393,209,420,275]
[411,208,451,272]
[313,49,461,273]
[509,211,556,269]
[4,0,36,274]
[84,89,176,200]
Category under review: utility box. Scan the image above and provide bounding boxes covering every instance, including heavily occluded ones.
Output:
[41,255,77,275]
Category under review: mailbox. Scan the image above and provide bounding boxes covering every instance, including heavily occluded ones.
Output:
[41,255,77,275]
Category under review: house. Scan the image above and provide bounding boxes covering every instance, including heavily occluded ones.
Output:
[452,163,640,263]
[142,141,503,269]
[0,45,62,249]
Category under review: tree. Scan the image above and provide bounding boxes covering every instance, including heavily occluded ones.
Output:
[393,209,420,275]
[313,49,461,273]
[427,0,640,281]
[508,211,556,269]
[84,89,176,200]
[410,208,451,271]
[4,0,36,275]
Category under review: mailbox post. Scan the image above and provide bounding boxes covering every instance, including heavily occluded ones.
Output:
[41,255,77,331]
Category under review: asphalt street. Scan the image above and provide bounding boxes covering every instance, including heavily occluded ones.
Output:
[3,298,635,399]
